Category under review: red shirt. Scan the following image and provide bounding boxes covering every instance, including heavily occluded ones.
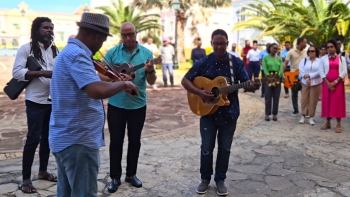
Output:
[242,46,252,65]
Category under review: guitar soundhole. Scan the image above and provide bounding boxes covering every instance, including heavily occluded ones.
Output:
[211,87,220,97]
[121,69,127,73]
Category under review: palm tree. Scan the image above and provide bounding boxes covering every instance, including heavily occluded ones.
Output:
[97,0,163,36]
[132,0,232,62]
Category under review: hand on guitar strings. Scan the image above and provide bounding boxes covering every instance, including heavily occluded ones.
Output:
[144,59,155,72]
[244,80,261,92]
[120,73,133,81]
[198,89,214,103]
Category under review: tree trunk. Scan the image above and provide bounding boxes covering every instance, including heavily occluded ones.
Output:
[177,12,187,63]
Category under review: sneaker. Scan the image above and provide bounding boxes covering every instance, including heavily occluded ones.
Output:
[305,115,310,118]
[216,181,228,196]
[292,111,299,116]
[309,118,315,125]
[299,116,305,124]
[196,180,210,194]
[152,85,157,89]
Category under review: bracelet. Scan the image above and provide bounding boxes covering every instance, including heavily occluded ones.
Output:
[145,69,155,74]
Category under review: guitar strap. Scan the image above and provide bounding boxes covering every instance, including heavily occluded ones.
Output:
[228,54,236,84]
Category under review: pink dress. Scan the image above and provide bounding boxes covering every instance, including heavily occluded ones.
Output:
[321,56,346,118]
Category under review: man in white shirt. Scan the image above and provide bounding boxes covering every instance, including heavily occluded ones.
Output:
[336,38,350,79]
[143,37,158,89]
[228,43,240,58]
[160,38,175,87]
[247,42,261,81]
[12,17,58,194]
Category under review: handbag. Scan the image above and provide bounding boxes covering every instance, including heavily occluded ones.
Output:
[3,56,42,100]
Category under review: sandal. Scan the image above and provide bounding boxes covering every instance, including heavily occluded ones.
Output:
[38,172,57,182]
[19,181,37,194]
[321,123,331,130]
[335,124,342,133]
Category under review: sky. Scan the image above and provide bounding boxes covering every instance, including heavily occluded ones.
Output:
[1,0,91,13]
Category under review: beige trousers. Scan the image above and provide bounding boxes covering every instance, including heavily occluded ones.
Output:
[301,83,321,117]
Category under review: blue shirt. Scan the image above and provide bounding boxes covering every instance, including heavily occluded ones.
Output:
[105,43,153,109]
[259,50,269,70]
[191,48,206,64]
[185,53,249,123]
[49,38,105,153]
[280,49,291,66]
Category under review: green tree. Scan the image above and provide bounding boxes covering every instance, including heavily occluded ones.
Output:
[234,0,350,48]
[132,0,232,62]
[97,0,163,36]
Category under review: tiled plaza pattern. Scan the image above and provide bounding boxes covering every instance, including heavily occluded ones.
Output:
[0,56,350,197]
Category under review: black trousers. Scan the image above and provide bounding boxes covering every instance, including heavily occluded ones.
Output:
[108,104,146,179]
[261,71,266,95]
[265,84,281,115]
[23,100,51,180]
[291,87,299,112]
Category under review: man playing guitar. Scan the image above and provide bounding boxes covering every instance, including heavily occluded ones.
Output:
[100,22,156,194]
[182,29,260,196]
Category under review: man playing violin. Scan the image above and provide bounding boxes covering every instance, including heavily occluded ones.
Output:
[49,13,139,197]
[102,22,157,193]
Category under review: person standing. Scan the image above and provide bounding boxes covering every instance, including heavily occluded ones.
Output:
[160,37,175,87]
[298,46,322,125]
[262,43,283,121]
[182,29,260,196]
[319,39,347,133]
[105,22,156,193]
[320,45,327,57]
[49,13,139,197]
[259,43,270,98]
[228,43,240,57]
[283,38,308,116]
[12,17,58,194]
[241,40,252,71]
[280,41,292,98]
[336,38,350,82]
[191,38,206,64]
[143,37,158,89]
[247,42,261,81]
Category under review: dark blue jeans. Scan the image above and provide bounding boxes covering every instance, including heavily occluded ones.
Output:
[248,61,261,80]
[23,100,51,180]
[200,116,237,182]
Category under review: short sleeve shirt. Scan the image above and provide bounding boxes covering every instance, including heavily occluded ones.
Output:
[286,49,307,71]
[49,38,105,153]
[184,53,250,124]
[105,43,153,109]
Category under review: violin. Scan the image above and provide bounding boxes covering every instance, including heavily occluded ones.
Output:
[93,60,122,82]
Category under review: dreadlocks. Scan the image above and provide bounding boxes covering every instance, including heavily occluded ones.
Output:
[30,17,59,64]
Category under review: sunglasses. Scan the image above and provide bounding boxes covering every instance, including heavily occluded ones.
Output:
[307,50,316,53]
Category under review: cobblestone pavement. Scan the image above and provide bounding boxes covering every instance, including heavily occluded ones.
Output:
[1,56,350,196]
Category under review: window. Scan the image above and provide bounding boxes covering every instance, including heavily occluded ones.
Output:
[170,21,174,31]
[213,22,219,28]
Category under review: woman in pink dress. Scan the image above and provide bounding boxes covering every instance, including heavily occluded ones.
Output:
[319,39,348,133]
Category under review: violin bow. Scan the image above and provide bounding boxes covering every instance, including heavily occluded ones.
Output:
[98,51,125,81]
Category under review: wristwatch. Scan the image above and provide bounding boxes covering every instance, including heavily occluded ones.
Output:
[145,69,155,74]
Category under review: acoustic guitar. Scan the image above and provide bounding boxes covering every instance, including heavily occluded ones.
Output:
[283,70,300,88]
[187,74,279,116]
[112,57,162,80]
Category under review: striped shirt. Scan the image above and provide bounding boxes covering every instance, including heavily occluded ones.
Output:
[49,38,105,153]
[105,43,153,109]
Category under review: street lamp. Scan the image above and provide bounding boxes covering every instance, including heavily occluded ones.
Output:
[20,9,25,17]
[83,6,90,13]
[236,9,241,46]
[172,0,180,70]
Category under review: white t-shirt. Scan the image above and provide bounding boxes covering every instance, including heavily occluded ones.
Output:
[247,49,261,61]
[143,43,158,57]
[160,45,175,64]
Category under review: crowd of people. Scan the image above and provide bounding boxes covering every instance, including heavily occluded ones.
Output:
[9,11,349,197]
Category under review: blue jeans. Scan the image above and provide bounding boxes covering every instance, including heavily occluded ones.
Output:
[248,61,261,80]
[53,145,100,197]
[162,63,174,85]
[200,116,237,182]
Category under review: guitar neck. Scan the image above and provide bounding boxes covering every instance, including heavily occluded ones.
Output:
[126,63,145,73]
[219,81,252,94]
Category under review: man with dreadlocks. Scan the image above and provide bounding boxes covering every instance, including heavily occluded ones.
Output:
[12,17,58,194]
